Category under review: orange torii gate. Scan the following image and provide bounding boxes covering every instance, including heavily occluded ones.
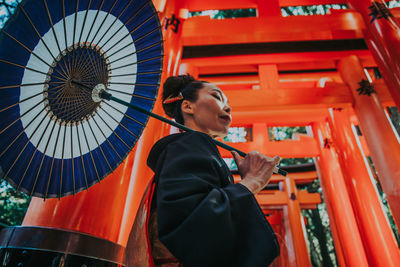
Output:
[2,0,400,266]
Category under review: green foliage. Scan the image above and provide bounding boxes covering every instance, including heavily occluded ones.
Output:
[213,8,257,19]
[279,157,314,166]
[268,126,307,141]
[190,8,256,19]
[301,180,338,267]
[0,180,31,226]
[387,1,400,8]
[224,126,252,143]
[189,1,400,20]
[366,156,400,246]
[0,0,21,28]
[387,106,400,136]
[281,4,348,17]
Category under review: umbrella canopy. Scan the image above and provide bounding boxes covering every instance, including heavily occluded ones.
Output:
[0,0,163,198]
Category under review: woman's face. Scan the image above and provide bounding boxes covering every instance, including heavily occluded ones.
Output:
[182,83,232,138]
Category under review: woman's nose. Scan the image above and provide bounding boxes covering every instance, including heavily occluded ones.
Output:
[224,104,231,114]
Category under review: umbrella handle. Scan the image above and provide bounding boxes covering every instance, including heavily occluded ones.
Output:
[99,90,287,177]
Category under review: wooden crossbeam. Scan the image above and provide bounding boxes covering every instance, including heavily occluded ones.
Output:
[182,11,365,46]
[233,171,318,184]
[256,190,321,208]
[181,0,348,12]
[181,50,371,67]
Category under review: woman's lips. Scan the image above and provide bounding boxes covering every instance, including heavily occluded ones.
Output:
[219,115,232,123]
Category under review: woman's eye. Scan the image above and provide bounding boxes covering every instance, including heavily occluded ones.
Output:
[212,94,221,100]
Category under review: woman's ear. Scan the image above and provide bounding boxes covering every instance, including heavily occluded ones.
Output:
[181,100,195,115]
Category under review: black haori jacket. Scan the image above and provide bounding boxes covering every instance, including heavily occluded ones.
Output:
[127,131,279,267]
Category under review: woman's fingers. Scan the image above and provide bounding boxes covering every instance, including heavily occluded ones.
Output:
[231,150,242,166]
[272,155,280,165]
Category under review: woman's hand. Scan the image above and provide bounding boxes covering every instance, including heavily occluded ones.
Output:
[231,151,280,195]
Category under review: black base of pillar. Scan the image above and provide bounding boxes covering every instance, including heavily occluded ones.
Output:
[0,226,125,267]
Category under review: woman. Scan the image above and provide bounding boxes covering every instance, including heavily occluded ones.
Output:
[128,74,281,267]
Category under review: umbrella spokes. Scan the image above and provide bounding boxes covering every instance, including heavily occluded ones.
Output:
[0,0,163,198]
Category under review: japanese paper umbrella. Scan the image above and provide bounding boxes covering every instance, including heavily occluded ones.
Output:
[0,0,163,198]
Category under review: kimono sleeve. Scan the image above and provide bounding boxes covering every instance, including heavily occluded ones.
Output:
[155,134,279,267]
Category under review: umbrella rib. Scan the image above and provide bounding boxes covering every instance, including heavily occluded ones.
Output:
[107,87,156,101]
[88,49,103,82]
[0,91,43,113]
[82,47,102,82]
[78,0,92,45]
[108,40,163,64]
[0,59,53,77]
[101,0,150,51]
[103,101,145,127]
[18,5,69,78]
[95,0,135,47]
[84,0,105,45]
[70,0,79,75]
[91,115,123,160]
[74,48,99,79]
[86,119,113,171]
[58,92,90,122]
[32,117,58,197]
[109,82,160,87]
[103,13,157,56]
[75,124,89,190]
[1,31,69,80]
[70,124,75,195]
[43,90,73,121]
[42,0,71,77]
[134,26,162,43]
[45,120,63,199]
[0,98,45,136]
[49,90,69,120]
[5,109,51,187]
[109,70,162,78]
[96,108,133,148]
[61,0,71,73]
[59,124,67,198]
[76,63,98,81]
[72,0,92,68]
[99,106,138,139]
[72,0,79,46]
[80,123,101,182]
[0,82,47,90]
[0,105,48,159]
[49,81,68,85]
[19,114,55,195]
[109,55,163,72]
[89,0,119,45]
[89,48,106,82]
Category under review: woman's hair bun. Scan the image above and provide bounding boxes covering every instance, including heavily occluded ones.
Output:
[162,74,195,118]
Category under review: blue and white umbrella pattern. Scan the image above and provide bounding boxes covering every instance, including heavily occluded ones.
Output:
[0,0,163,198]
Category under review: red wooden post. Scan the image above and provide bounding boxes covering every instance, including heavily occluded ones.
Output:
[312,121,369,266]
[337,55,400,229]
[328,108,400,266]
[281,177,312,267]
[348,0,400,108]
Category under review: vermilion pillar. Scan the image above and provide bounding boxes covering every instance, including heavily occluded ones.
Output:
[348,0,400,108]
[124,1,186,262]
[281,177,311,267]
[312,121,368,266]
[337,55,400,228]
[22,150,137,244]
[329,108,400,266]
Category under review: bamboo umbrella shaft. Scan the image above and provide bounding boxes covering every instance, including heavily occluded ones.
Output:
[70,80,287,176]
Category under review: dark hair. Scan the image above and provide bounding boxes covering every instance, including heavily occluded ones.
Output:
[162,74,206,124]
